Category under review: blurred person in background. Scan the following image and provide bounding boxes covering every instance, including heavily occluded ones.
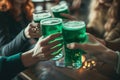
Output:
[87,0,120,51]
[87,0,113,38]
[68,0,82,16]
[0,0,41,56]
[104,0,120,41]
[0,33,62,80]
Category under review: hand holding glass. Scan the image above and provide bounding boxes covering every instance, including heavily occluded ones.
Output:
[40,18,63,60]
[62,21,87,69]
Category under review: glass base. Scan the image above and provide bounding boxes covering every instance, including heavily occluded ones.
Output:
[52,53,63,60]
[51,48,64,61]
[55,56,86,69]
[55,57,65,67]
[55,57,82,69]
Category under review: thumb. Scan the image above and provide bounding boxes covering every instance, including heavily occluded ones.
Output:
[67,43,82,49]
[67,42,97,52]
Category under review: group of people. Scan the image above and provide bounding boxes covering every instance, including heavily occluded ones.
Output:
[87,0,120,51]
[0,0,120,80]
[87,0,120,77]
[0,0,61,79]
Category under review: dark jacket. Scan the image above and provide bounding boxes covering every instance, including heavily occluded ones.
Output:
[0,53,26,80]
[0,11,33,56]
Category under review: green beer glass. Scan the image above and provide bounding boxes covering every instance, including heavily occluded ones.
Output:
[40,18,63,60]
[51,4,69,19]
[62,21,87,69]
[33,10,52,23]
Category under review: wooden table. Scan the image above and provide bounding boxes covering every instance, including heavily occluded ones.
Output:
[30,59,119,80]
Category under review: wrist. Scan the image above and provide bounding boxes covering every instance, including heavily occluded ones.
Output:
[23,29,29,39]
[21,49,39,67]
[24,29,28,38]
[115,51,120,74]
[101,48,117,66]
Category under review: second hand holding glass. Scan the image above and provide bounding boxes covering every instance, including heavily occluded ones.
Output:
[62,20,87,69]
[40,18,64,60]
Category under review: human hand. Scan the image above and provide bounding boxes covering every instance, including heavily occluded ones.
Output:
[95,37,106,45]
[32,33,62,61]
[67,33,117,67]
[60,13,77,20]
[67,33,109,58]
[24,22,41,38]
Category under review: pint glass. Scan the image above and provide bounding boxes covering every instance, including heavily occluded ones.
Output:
[62,21,87,69]
[51,4,69,19]
[40,18,63,60]
[33,10,52,23]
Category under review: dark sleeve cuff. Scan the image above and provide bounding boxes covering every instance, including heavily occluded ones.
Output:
[20,29,29,41]
[0,53,27,79]
[7,53,26,71]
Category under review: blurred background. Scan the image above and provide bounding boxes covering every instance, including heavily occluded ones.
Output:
[32,0,90,23]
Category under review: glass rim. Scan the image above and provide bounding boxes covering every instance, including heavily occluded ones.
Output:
[51,4,68,12]
[33,10,52,21]
[40,18,63,26]
[63,20,86,30]
[33,10,50,14]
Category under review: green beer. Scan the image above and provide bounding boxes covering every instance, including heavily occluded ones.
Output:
[40,18,63,60]
[33,10,52,23]
[62,21,87,69]
[51,4,69,19]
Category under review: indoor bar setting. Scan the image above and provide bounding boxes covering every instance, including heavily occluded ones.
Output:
[0,0,120,80]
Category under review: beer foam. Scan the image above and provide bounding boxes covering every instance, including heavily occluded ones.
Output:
[41,18,62,25]
[33,13,51,20]
[51,4,68,12]
[63,21,85,30]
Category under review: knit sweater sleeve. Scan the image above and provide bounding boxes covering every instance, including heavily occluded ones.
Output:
[0,53,26,80]
[0,29,29,56]
[0,11,30,56]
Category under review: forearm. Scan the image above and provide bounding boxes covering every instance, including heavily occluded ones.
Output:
[101,49,118,66]
[0,53,26,79]
[1,30,29,56]
[0,50,40,79]
[103,49,118,66]
[104,51,120,75]
[105,39,120,51]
